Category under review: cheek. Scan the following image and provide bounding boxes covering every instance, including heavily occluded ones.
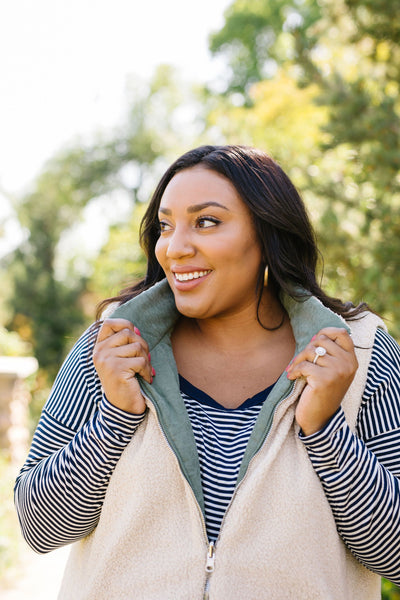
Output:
[231,235,263,267]
[154,239,165,266]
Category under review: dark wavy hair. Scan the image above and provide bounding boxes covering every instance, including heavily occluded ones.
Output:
[97,144,368,321]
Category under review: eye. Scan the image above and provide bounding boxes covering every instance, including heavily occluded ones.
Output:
[196,216,221,229]
[158,220,173,233]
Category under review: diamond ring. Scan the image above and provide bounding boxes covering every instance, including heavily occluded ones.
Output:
[313,346,327,364]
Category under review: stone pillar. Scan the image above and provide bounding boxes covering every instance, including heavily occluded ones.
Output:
[0,357,38,463]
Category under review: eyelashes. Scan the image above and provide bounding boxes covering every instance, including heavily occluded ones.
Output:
[158,221,170,233]
[197,216,221,228]
[158,216,222,233]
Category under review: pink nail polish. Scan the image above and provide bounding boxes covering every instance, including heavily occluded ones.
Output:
[148,352,151,361]
[311,335,316,341]
[152,367,156,377]
[134,326,141,336]
[285,359,294,372]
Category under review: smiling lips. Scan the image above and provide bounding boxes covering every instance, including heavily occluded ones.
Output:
[173,270,211,282]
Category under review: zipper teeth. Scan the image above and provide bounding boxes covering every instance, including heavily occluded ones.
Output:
[213,378,302,547]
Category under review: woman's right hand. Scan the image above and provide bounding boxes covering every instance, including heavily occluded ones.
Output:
[93,318,154,414]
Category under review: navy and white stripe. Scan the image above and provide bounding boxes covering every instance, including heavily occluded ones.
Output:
[14,326,400,585]
[180,376,271,541]
[15,328,145,553]
[301,328,400,583]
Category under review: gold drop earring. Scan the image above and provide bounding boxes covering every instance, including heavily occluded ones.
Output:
[263,265,269,287]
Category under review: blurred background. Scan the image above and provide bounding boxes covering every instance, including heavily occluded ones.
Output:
[0,0,399,597]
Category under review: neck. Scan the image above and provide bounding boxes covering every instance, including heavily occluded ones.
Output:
[183,288,286,353]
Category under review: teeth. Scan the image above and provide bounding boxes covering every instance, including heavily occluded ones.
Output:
[174,270,210,282]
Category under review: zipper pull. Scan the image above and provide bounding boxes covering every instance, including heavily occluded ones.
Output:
[204,542,215,600]
[205,541,215,573]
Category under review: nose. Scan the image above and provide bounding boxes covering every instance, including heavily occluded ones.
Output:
[165,225,195,259]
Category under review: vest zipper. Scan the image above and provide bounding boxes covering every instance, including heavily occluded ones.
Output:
[203,541,215,599]
[144,398,213,597]
[209,378,303,561]
[145,378,302,600]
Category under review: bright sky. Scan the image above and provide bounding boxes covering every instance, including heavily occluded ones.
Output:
[0,0,231,193]
[0,0,232,255]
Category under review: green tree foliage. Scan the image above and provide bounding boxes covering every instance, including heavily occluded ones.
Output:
[7,162,91,375]
[5,74,159,376]
[209,0,321,98]
[87,202,147,307]
[209,0,400,339]
[4,65,205,380]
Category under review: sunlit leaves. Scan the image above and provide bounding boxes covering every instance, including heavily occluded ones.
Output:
[208,0,400,339]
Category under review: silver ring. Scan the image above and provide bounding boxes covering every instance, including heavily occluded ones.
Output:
[313,346,327,364]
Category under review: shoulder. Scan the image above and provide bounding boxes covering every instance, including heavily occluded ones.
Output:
[372,327,400,361]
[365,327,400,393]
[60,323,100,374]
[43,323,103,427]
[346,311,387,348]
[100,301,121,320]
[357,327,400,440]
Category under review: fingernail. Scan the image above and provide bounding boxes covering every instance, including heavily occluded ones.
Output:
[152,367,156,377]
[134,326,141,336]
[148,352,151,361]
[311,335,316,341]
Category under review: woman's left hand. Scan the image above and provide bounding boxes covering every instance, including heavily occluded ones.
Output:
[286,327,358,436]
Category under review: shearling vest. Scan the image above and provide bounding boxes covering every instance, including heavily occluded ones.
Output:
[58,280,385,599]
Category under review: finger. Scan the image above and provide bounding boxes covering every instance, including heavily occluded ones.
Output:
[96,318,136,343]
[125,356,154,384]
[288,340,330,372]
[307,336,346,364]
[288,344,357,381]
[96,323,149,357]
[96,348,154,385]
[112,341,149,360]
[287,359,317,381]
[288,329,354,371]
[98,329,149,354]
[313,327,354,352]
[94,326,152,377]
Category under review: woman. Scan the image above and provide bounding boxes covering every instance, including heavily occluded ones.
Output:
[15,145,400,599]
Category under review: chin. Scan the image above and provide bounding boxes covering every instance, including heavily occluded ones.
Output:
[176,306,206,319]
[174,300,210,320]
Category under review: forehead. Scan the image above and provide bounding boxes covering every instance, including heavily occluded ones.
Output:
[160,166,244,211]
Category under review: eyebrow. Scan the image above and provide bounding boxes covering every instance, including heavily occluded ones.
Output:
[158,201,229,215]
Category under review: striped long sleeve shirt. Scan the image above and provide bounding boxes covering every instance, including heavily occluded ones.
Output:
[14,326,400,585]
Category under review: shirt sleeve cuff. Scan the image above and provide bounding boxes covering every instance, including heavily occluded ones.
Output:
[298,407,346,446]
[98,394,147,443]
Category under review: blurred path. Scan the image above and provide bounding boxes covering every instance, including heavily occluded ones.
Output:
[1,545,69,599]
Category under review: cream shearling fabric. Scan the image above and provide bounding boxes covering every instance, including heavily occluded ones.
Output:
[58,289,385,599]
[59,405,208,599]
[208,315,383,600]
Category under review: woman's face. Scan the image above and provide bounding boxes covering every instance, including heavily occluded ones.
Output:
[155,166,264,321]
